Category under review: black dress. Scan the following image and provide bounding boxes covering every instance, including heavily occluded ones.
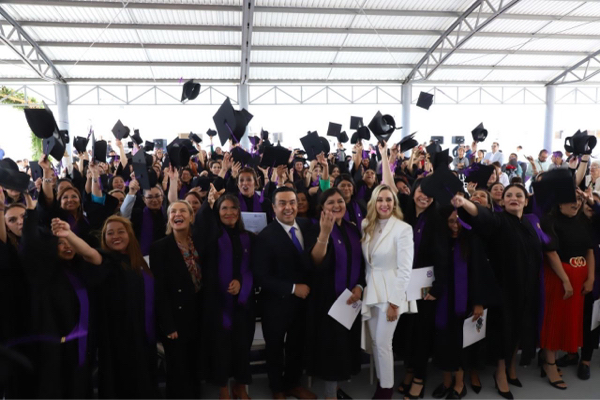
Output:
[434,232,501,372]
[458,206,542,365]
[195,201,256,387]
[306,220,366,382]
[95,251,158,399]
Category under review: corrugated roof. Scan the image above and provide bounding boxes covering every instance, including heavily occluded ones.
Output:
[0,0,599,84]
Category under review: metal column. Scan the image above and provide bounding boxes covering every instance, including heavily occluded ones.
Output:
[401,83,412,139]
[238,83,251,150]
[543,85,555,152]
[54,83,71,155]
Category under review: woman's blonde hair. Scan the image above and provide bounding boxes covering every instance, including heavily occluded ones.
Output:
[165,200,194,235]
[361,184,404,242]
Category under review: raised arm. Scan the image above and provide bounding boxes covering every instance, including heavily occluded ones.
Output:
[89,163,103,198]
[51,218,102,265]
[39,155,54,206]
[378,141,397,194]
[120,179,139,219]
[166,167,179,204]
[575,154,589,187]
[310,211,333,266]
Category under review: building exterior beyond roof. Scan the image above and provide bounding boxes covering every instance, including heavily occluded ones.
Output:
[2,0,600,85]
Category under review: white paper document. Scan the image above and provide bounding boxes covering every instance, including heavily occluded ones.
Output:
[592,299,600,331]
[406,266,435,301]
[241,212,268,234]
[144,255,150,268]
[328,288,362,330]
[463,309,488,348]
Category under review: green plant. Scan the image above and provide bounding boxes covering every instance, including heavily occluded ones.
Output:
[1,85,42,160]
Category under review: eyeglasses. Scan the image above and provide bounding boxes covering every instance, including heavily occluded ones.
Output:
[144,194,163,200]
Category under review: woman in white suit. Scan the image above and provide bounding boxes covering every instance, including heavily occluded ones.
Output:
[361,167,415,399]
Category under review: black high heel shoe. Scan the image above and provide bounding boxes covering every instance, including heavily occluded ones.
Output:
[403,379,425,400]
[469,375,482,394]
[398,368,414,394]
[541,362,567,390]
[505,368,522,387]
[446,384,467,400]
[493,375,514,400]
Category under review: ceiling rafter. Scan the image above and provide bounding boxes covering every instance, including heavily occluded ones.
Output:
[240,0,254,84]
[547,48,600,85]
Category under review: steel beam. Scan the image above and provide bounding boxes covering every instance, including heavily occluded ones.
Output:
[543,85,555,151]
[546,48,600,85]
[240,0,255,84]
[405,0,522,83]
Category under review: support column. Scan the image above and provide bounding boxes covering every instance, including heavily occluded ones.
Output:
[543,85,555,152]
[401,82,412,140]
[54,83,71,155]
[238,83,250,150]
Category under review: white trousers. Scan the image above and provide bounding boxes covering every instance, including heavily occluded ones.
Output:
[366,305,399,389]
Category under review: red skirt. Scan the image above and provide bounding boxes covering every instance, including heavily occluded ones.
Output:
[540,258,588,352]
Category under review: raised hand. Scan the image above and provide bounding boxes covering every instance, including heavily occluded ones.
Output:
[128,179,140,195]
[167,166,178,181]
[39,155,52,171]
[0,186,4,205]
[231,161,242,178]
[208,183,225,208]
[51,218,71,238]
[319,210,335,238]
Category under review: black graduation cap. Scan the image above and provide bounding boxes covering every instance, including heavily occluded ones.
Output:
[260,145,291,167]
[464,163,495,189]
[111,120,130,140]
[350,126,371,144]
[144,141,155,152]
[24,105,58,139]
[338,131,349,144]
[368,111,399,143]
[206,128,217,138]
[59,130,69,145]
[132,161,152,191]
[471,123,488,143]
[399,132,418,153]
[248,136,260,148]
[532,168,577,209]
[167,138,190,168]
[416,92,434,110]
[420,168,464,207]
[327,122,342,139]
[189,132,202,144]
[350,116,363,130]
[92,137,108,163]
[564,130,597,155]
[127,141,134,149]
[431,148,450,171]
[131,129,143,146]
[180,138,199,156]
[425,141,442,158]
[43,131,66,160]
[0,158,30,192]
[181,80,201,102]
[231,146,252,166]
[29,161,43,182]
[73,136,89,154]
[260,128,269,141]
[300,131,325,161]
[212,97,253,146]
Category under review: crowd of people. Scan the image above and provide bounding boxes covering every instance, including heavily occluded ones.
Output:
[1,124,599,400]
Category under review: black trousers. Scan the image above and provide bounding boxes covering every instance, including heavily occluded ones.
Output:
[582,293,600,362]
[162,338,202,399]
[262,300,306,393]
[399,300,437,380]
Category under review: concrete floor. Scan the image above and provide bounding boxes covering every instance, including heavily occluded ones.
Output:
[201,353,600,399]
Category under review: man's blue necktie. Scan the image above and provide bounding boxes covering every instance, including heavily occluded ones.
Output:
[289,226,303,253]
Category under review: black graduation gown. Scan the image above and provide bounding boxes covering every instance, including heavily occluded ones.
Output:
[221,176,274,223]
[434,232,501,372]
[306,220,366,382]
[131,206,166,255]
[458,206,542,365]
[95,251,158,399]
[194,202,256,387]
[19,209,96,399]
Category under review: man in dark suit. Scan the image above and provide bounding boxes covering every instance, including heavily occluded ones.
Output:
[254,187,317,400]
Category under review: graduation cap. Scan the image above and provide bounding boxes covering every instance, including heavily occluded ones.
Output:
[92,135,108,163]
[144,141,155,152]
[231,146,252,166]
[132,163,157,191]
[189,132,202,144]
[43,131,66,160]
[471,123,488,143]
[260,128,269,141]
[194,176,211,192]
[73,136,89,154]
[416,92,434,110]
[167,138,190,168]
[464,163,495,189]
[180,138,199,156]
[24,105,58,139]
[248,136,260,148]
[431,148,450,171]
[368,111,400,143]
[564,130,597,155]
[111,120,130,140]
[29,161,43,182]
[0,158,30,192]
[350,116,363,130]
[399,132,419,153]
[350,126,371,144]
[327,122,342,139]
[338,131,349,144]
[181,80,201,102]
[260,145,291,167]
[420,168,464,207]
[206,128,217,138]
[131,129,143,146]
[212,97,253,146]
[425,141,442,158]
[127,141,134,149]
[300,131,325,161]
[59,130,69,144]
[532,168,577,209]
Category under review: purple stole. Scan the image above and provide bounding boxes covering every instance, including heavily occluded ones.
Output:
[238,192,262,213]
[310,179,319,187]
[330,223,361,296]
[63,270,89,367]
[67,214,80,236]
[217,231,253,330]
[413,214,426,268]
[523,213,549,334]
[142,271,156,344]
[356,185,366,202]
[343,200,364,231]
[140,207,154,256]
[436,238,468,329]
[493,203,503,213]
[178,182,191,199]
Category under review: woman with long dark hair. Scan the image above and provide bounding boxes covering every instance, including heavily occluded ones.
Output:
[51,215,158,398]
[196,188,256,399]
[307,188,365,399]
[334,174,367,230]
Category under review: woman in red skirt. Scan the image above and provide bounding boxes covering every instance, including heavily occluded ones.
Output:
[541,193,595,390]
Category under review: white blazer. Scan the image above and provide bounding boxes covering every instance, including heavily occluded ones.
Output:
[360,216,417,319]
